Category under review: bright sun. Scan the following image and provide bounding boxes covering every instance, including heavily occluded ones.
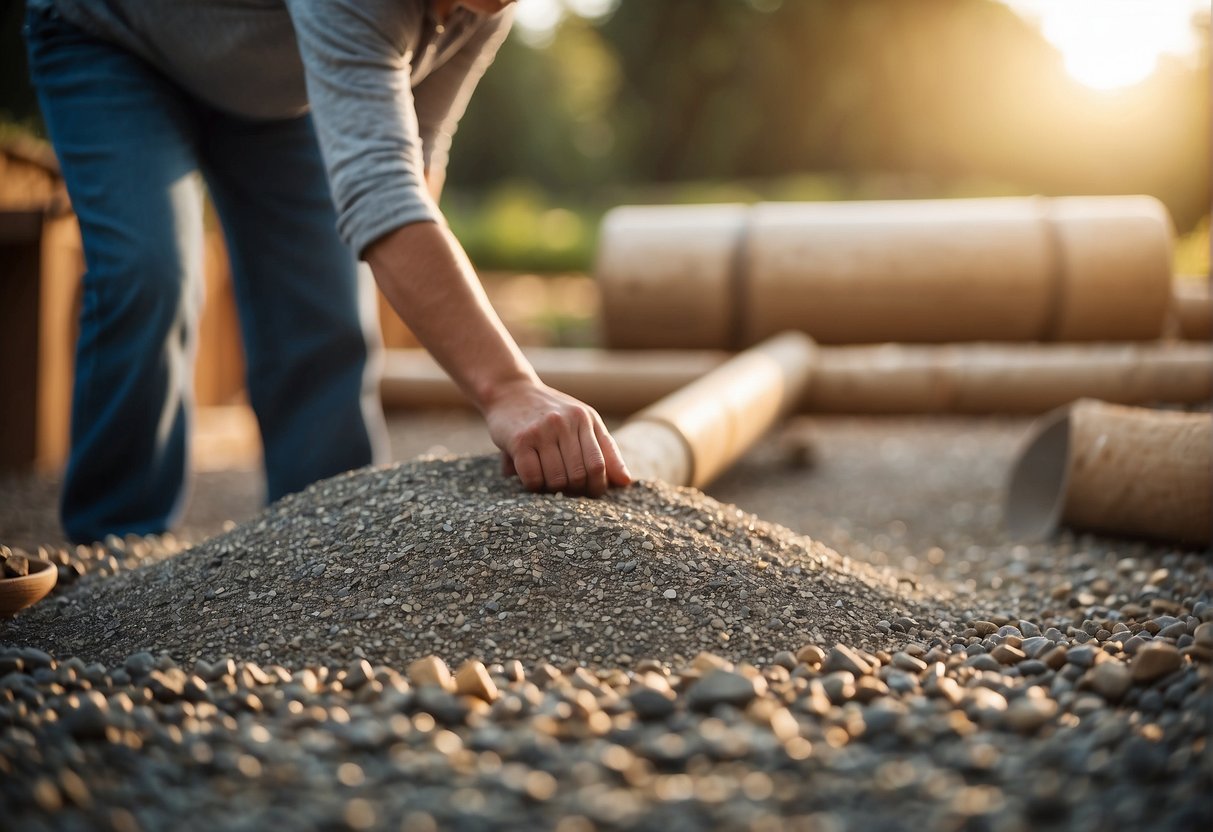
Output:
[1006,0,1206,91]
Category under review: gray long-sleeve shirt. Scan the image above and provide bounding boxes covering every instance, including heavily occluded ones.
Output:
[36,0,512,256]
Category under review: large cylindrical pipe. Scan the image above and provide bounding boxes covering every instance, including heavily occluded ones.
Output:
[614,332,816,487]
[805,342,1213,414]
[381,343,1212,416]
[1044,197,1175,340]
[381,347,728,413]
[596,196,1175,347]
[595,204,748,349]
[1172,280,1212,341]
[1006,400,1212,546]
[744,198,1054,344]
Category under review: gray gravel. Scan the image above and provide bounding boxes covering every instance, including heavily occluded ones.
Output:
[1,412,1209,831]
[4,455,941,668]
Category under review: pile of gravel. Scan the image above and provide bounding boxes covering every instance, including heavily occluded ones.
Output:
[5,456,945,669]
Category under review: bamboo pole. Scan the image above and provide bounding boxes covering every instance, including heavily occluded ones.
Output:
[613,332,816,487]
[596,196,1175,347]
[1006,400,1212,546]
[380,342,1212,416]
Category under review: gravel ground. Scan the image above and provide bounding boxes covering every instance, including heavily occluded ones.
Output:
[2,411,1210,831]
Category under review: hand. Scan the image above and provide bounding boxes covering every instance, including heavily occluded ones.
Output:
[483,379,632,497]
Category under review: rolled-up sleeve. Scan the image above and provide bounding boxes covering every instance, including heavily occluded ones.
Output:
[286,0,439,258]
[413,9,513,177]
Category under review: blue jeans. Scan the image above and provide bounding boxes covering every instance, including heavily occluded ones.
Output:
[25,3,388,543]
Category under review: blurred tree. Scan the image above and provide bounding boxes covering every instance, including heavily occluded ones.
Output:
[453,13,623,192]
[0,0,40,132]
[449,0,1210,231]
[1,0,1206,232]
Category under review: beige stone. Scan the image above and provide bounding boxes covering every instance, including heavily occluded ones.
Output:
[407,655,453,691]
[454,660,498,703]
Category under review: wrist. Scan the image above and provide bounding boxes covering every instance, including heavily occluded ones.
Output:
[473,369,542,412]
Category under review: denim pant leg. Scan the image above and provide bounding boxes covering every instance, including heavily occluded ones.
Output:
[25,5,205,543]
[199,110,388,503]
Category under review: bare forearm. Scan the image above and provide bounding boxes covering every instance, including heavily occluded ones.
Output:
[363,219,630,495]
[364,220,536,410]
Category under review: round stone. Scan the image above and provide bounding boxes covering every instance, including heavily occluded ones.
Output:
[1131,643,1182,683]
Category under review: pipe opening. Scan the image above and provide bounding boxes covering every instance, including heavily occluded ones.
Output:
[1004,405,1073,541]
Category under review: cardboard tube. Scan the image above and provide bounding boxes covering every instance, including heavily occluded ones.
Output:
[1006,400,1212,546]
[381,347,728,414]
[612,420,692,486]
[615,332,816,487]
[595,196,1174,347]
[1044,197,1174,341]
[381,343,1212,416]
[596,204,748,349]
[744,198,1054,344]
[805,343,1213,414]
[1172,280,1212,341]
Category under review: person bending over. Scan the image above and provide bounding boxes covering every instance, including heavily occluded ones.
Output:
[24,0,631,544]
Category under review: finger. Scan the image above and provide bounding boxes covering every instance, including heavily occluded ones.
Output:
[593,414,632,486]
[536,437,569,493]
[558,416,590,495]
[511,447,544,492]
[501,451,516,478]
[579,419,608,498]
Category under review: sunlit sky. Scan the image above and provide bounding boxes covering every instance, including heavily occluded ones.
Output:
[513,0,1209,91]
[1006,0,1208,90]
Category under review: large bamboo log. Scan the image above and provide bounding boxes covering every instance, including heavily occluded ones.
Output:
[1006,400,1212,546]
[597,196,1174,347]
[380,342,1212,416]
[613,332,816,487]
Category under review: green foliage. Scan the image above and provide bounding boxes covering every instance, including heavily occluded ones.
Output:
[0,0,40,133]
[444,182,601,272]
[449,0,1211,241]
